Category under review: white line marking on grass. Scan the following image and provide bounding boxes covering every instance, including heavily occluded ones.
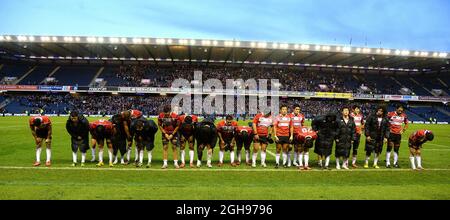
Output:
[266,149,277,157]
[0,166,449,172]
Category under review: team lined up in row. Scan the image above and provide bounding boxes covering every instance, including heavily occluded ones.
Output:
[29,104,433,170]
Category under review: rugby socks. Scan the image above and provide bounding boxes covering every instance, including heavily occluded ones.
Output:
[99,150,103,163]
[108,150,113,164]
[181,150,186,164]
[393,152,399,165]
[134,148,138,162]
[298,152,304,167]
[352,156,357,165]
[163,159,168,166]
[236,151,241,163]
[219,150,224,163]
[287,152,291,166]
[230,151,235,163]
[304,152,309,167]
[91,148,96,161]
[126,147,131,162]
[252,152,257,166]
[282,152,287,165]
[139,150,144,164]
[81,153,86,163]
[293,151,298,164]
[325,156,330,167]
[261,151,266,165]
[46,149,51,162]
[189,150,194,164]
[365,156,370,165]
[416,156,422,168]
[36,148,42,163]
[245,150,250,164]
[174,160,178,166]
[207,151,212,166]
[344,159,349,167]
[147,151,153,165]
[72,152,77,163]
[374,154,379,166]
[386,151,391,166]
[336,158,340,168]
[275,153,280,165]
[409,156,416,169]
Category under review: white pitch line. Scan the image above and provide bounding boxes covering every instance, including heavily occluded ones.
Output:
[266,149,277,157]
[0,166,449,172]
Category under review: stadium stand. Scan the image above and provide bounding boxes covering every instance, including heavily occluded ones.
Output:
[52,66,99,86]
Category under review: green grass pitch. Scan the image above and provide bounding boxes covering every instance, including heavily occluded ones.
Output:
[0,116,449,200]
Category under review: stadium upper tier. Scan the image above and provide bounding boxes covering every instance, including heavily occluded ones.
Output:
[0,63,449,96]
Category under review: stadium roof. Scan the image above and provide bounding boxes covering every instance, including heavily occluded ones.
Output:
[0,35,449,72]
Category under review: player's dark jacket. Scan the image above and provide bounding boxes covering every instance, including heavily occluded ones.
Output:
[66,115,90,140]
[335,116,356,148]
[364,114,390,141]
[194,117,218,148]
[312,113,338,154]
[130,118,158,142]
[110,114,126,138]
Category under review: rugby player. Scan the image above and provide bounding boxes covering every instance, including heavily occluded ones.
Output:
[216,115,238,167]
[29,115,52,166]
[273,104,294,168]
[158,105,180,169]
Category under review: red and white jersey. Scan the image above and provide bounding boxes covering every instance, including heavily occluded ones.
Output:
[350,112,364,134]
[273,114,293,137]
[178,114,199,123]
[253,113,273,136]
[290,113,305,135]
[130,110,143,119]
[409,130,432,145]
[158,112,179,134]
[90,119,113,135]
[296,127,318,143]
[387,111,408,135]
[29,116,52,127]
[217,120,238,139]
[235,126,253,137]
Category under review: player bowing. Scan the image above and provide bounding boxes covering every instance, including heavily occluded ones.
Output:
[130,117,158,168]
[178,113,198,168]
[66,111,90,167]
[235,123,254,166]
[158,105,181,169]
[408,130,434,170]
[29,115,52,167]
[217,115,239,167]
[90,119,114,167]
[252,110,273,168]
[295,126,317,170]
